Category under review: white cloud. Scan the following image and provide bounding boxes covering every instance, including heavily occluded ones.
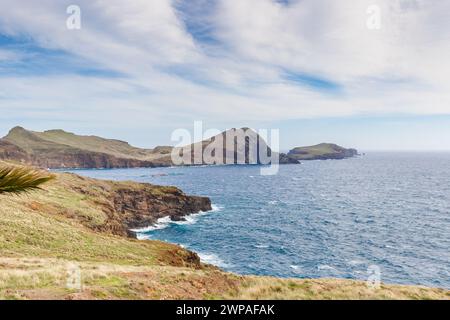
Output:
[0,0,449,130]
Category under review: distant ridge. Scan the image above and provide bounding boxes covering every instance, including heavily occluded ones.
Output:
[0,126,168,169]
[0,126,357,169]
[0,127,297,169]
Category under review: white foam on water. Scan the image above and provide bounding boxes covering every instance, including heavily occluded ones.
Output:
[317,265,337,271]
[130,216,172,233]
[290,265,301,271]
[211,204,223,212]
[254,244,269,248]
[172,210,208,225]
[197,252,230,268]
[131,204,224,236]
[348,260,365,266]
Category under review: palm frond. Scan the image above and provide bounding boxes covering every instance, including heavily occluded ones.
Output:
[0,165,55,195]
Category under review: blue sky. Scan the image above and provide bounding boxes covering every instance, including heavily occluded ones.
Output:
[1,0,450,150]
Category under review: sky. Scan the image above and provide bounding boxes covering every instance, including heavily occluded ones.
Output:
[1,0,450,151]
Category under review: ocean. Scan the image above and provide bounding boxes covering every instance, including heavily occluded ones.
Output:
[65,152,450,288]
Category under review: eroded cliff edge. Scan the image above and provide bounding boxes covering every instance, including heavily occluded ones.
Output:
[26,171,211,238]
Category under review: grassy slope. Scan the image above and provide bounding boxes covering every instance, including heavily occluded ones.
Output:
[34,129,154,160]
[0,167,448,300]
[2,127,165,161]
[3,127,73,154]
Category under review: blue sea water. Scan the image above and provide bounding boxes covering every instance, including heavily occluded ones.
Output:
[65,152,450,288]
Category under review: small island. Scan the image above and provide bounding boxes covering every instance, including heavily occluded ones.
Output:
[287,143,358,161]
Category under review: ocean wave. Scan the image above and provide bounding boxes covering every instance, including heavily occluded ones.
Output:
[197,252,230,268]
[254,244,269,249]
[290,265,302,273]
[131,216,172,234]
[211,204,224,212]
[348,260,365,266]
[317,265,338,271]
[131,204,223,235]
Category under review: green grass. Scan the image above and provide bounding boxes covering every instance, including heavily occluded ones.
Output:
[0,173,190,266]
[3,126,160,161]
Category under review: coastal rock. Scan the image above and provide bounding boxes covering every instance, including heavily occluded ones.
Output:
[111,186,211,233]
[279,152,301,164]
[51,173,211,238]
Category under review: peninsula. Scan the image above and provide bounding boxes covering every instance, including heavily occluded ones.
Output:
[0,127,358,169]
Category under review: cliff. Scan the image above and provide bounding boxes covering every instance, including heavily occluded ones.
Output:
[23,171,211,238]
[288,143,358,160]
[0,126,299,169]
[1,126,170,169]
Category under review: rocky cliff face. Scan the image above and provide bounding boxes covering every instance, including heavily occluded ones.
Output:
[0,140,30,163]
[49,172,211,238]
[0,126,172,169]
[110,186,211,235]
[27,151,160,169]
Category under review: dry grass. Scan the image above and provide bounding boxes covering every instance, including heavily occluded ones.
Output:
[1,258,448,300]
[0,258,239,300]
[228,276,450,300]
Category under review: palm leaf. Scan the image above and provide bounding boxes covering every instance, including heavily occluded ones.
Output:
[0,165,55,195]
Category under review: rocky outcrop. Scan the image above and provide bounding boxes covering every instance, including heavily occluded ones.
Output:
[279,152,301,164]
[110,186,211,234]
[57,173,212,238]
